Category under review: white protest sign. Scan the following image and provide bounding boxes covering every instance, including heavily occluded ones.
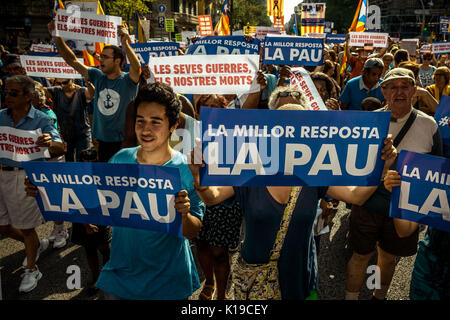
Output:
[0,127,50,162]
[20,55,83,79]
[55,9,122,46]
[182,31,197,44]
[148,54,260,95]
[432,42,450,55]
[290,67,327,111]
[400,39,418,56]
[30,44,54,53]
[65,2,99,52]
[348,32,389,48]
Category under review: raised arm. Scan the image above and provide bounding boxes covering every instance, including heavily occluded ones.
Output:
[188,139,235,206]
[117,24,141,84]
[48,21,89,79]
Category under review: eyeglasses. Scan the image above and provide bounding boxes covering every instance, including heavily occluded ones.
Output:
[423,57,432,61]
[4,89,21,97]
[55,80,70,85]
[278,91,302,98]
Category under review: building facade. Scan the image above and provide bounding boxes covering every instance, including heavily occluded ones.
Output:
[369,0,449,40]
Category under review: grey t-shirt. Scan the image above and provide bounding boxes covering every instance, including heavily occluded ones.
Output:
[47,86,91,144]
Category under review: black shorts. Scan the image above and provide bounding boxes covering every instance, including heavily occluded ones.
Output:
[349,205,419,257]
[71,222,112,250]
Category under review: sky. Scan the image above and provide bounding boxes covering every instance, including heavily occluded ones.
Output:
[284,1,302,20]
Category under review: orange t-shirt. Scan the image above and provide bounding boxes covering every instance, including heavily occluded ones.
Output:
[349,55,365,79]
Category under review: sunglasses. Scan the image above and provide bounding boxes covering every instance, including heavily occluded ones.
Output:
[278,91,301,98]
[55,80,70,85]
[4,89,21,97]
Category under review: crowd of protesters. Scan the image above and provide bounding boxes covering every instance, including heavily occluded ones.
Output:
[0,20,449,301]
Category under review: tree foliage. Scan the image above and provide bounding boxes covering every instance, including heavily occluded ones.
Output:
[231,0,272,29]
[103,0,153,21]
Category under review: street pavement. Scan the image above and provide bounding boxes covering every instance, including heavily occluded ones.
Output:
[0,202,423,300]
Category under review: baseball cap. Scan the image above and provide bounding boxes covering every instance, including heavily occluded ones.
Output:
[380,68,416,87]
[363,57,384,70]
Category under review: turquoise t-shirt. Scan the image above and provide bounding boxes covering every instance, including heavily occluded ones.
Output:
[88,68,138,142]
[95,147,205,300]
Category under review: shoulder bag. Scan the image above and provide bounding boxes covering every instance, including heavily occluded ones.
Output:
[232,186,302,300]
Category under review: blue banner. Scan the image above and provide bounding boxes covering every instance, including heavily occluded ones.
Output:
[199,108,390,186]
[434,94,450,149]
[263,36,324,66]
[23,162,183,237]
[390,151,450,233]
[326,34,346,44]
[185,36,261,55]
[129,42,180,66]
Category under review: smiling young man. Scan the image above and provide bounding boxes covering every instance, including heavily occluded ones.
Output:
[345,68,443,301]
[94,82,205,300]
[48,21,141,162]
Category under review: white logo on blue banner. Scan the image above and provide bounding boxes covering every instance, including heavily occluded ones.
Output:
[390,151,450,233]
[185,35,261,55]
[199,108,390,186]
[434,94,450,149]
[263,35,324,66]
[129,42,180,66]
[23,162,183,237]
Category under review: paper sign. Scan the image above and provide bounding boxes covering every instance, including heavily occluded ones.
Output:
[400,39,418,56]
[148,54,260,95]
[390,151,450,233]
[0,127,50,162]
[199,108,391,186]
[20,55,83,79]
[198,15,214,36]
[290,67,327,111]
[30,44,54,53]
[348,32,389,48]
[55,9,122,46]
[23,162,184,237]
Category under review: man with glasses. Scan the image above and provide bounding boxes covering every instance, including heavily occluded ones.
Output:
[48,20,141,162]
[0,75,64,292]
[345,68,443,300]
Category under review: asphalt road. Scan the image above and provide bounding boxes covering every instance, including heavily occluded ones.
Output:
[0,202,424,300]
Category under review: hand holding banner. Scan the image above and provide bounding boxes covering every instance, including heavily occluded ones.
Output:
[390,151,450,233]
[0,127,50,162]
[23,162,184,237]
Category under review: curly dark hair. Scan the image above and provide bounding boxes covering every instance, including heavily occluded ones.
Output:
[133,82,181,128]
